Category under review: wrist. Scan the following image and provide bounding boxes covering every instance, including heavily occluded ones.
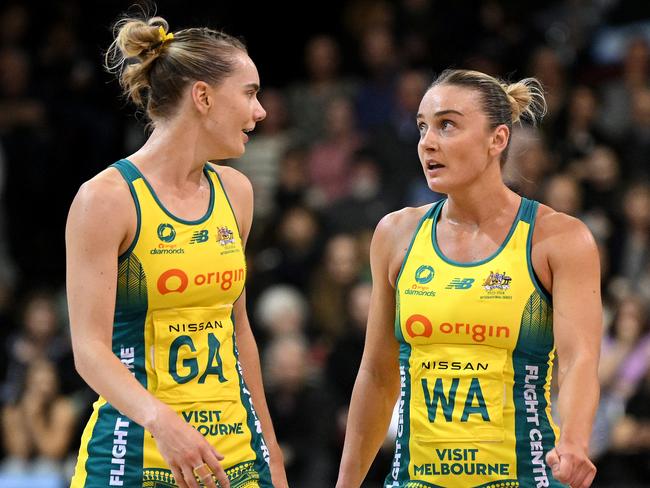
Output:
[141,399,170,436]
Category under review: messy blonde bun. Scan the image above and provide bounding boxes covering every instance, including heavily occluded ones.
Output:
[104,12,247,120]
[502,78,547,124]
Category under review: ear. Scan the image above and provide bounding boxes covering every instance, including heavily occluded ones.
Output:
[190,81,212,115]
[489,124,510,158]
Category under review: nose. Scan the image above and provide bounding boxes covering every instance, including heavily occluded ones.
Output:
[254,98,267,122]
[418,126,439,152]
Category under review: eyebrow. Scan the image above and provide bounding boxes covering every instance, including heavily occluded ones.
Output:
[244,83,260,92]
[416,109,465,119]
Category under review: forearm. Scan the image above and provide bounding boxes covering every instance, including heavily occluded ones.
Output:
[557,358,600,448]
[74,340,167,432]
[29,414,71,459]
[337,366,399,488]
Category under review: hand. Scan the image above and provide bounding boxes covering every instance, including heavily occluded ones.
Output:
[546,442,596,488]
[148,404,230,488]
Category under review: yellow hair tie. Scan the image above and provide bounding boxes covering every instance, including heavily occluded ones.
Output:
[158,25,174,43]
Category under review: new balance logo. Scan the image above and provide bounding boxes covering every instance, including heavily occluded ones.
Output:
[446,278,475,290]
[189,230,209,244]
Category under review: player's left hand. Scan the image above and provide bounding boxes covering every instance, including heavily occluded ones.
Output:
[546,441,596,488]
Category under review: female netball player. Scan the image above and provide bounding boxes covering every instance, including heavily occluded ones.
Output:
[66,13,288,488]
[337,69,601,488]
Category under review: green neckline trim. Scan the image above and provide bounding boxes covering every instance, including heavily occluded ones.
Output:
[430,197,526,268]
[120,158,215,225]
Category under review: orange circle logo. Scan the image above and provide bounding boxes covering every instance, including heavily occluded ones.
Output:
[157,269,189,295]
[405,314,433,338]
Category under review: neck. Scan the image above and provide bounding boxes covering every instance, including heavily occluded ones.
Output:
[129,117,208,186]
[443,164,518,226]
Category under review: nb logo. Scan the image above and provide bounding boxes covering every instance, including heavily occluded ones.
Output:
[190,230,209,244]
[446,278,475,290]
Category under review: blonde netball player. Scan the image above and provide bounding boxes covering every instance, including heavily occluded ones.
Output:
[66,13,288,488]
[337,70,601,488]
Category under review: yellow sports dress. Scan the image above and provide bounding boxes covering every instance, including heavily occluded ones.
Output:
[71,159,271,487]
[386,197,565,488]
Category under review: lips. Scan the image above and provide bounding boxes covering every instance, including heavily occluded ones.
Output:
[425,160,445,170]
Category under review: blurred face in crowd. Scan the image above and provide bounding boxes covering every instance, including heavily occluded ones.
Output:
[305,35,339,81]
[623,184,650,230]
[195,53,266,159]
[24,296,58,341]
[543,174,582,216]
[417,84,506,194]
[324,234,360,285]
[26,360,59,399]
[348,282,372,331]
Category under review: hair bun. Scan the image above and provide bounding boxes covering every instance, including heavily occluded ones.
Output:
[503,78,547,125]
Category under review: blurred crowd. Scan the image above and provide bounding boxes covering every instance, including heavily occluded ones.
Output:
[0,1,649,487]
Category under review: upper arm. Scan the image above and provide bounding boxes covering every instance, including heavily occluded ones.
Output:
[65,173,132,354]
[358,214,403,386]
[541,213,602,369]
[213,165,254,246]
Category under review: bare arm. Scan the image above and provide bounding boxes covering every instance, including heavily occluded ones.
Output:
[67,173,228,488]
[218,165,288,488]
[541,214,601,488]
[66,175,164,431]
[336,213,404,488]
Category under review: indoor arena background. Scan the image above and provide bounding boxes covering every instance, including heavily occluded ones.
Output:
[0,1,649,487]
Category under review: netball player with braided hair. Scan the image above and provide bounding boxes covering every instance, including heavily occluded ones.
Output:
[66,13,288,488]
[337,69,601,488]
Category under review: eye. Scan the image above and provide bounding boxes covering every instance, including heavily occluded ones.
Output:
[417,122,427,133]
[440,119,455,131]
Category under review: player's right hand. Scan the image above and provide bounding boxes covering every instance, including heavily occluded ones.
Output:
[148,404,230,488]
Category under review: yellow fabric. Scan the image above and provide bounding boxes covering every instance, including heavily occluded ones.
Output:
[391,199,559,487]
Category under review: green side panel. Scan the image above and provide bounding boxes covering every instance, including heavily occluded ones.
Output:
[116,253,148,316]
[513,292,566,487]
[384,342,413,487]
[231,313,273,487]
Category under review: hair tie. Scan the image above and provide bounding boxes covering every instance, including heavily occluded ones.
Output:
[158,26,174,44]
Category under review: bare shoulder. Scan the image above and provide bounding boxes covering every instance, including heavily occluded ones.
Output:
[209,163,253,199]
[66,167,133,243]
[533,203,598,262]
[374,204,432,287]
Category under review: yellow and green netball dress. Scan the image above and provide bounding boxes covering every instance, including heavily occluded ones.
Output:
[71,159,271,488]
[387,197,565,488]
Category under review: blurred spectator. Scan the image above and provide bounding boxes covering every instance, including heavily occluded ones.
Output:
[273,146,311,215]
[553,85,606,164]
[618,88,650,182]
[309,234,361,345]
[598,37,650,142]
[264,335,334,488]
[1,290,77,405]
[355,26,401,131]
[252,205,323,294]
[307,96,364,205]
[598,365,650,486]
[324,150,391,234]
[1,359,77,479]
[541,173,584,218]
[609,183,650,289]
[254,284,311,346]
[529,46,568,129]
[286,35,357,145]
[504,126,555,200]
[229,89,296,229]
[368,69,428,207]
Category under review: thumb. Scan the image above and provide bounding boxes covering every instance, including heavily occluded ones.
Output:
[546,448,560,474]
